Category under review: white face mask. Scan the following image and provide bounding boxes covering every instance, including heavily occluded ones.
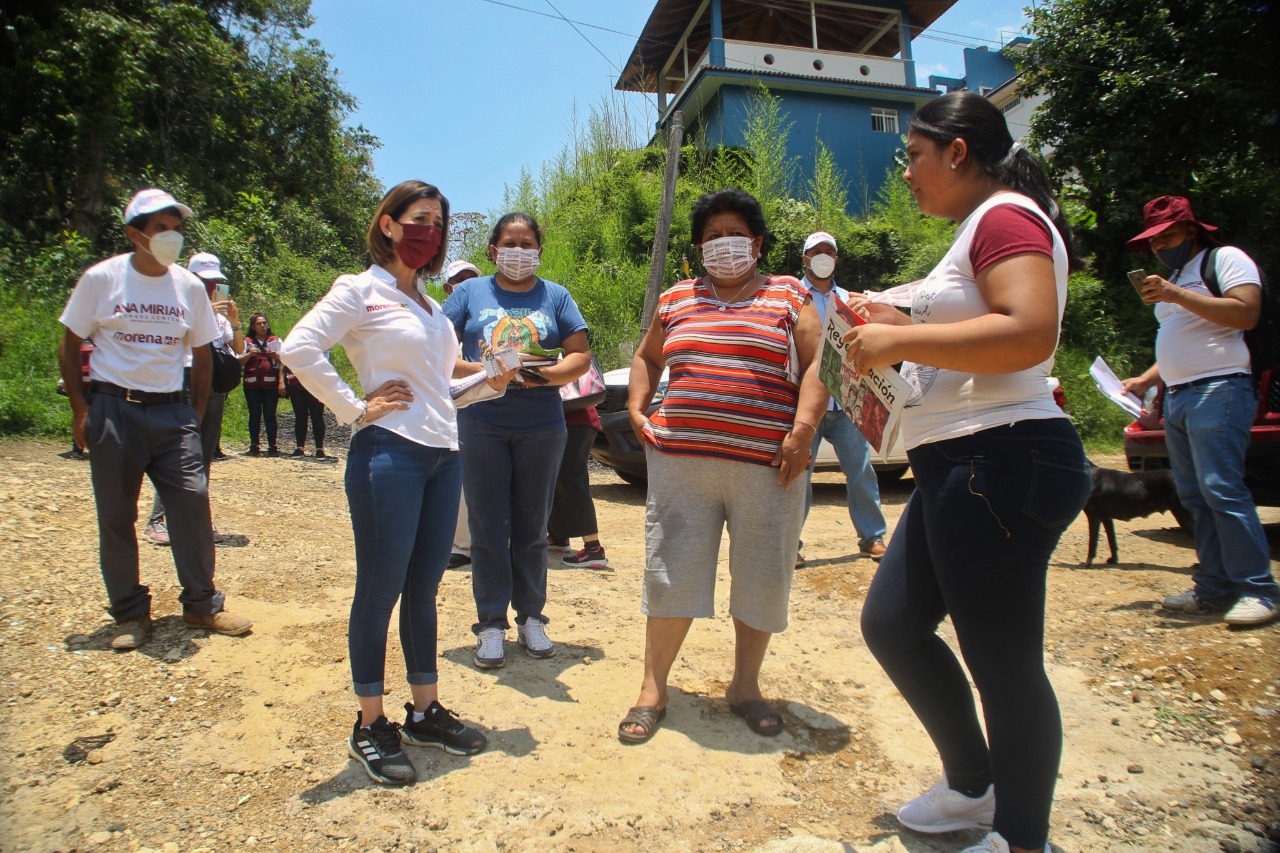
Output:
[494,246,540,281]
[700,235,757,280]
[144,230,184,267]
[807,253,836,280]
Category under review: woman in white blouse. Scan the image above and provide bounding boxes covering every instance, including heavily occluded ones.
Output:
[282,181,514,787]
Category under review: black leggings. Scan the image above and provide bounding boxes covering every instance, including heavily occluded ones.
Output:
[288,382,325,449]
[860,419,1089,851]
[243,386,278,450]
[547,424,598,540]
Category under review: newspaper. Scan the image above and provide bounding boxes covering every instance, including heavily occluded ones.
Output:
[817,299,911,458]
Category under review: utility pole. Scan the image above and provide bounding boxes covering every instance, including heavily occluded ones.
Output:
[641,110,684,333]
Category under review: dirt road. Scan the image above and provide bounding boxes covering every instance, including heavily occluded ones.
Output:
[1,438,1276,852]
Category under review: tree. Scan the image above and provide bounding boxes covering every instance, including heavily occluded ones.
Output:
[1019,0,1279,280]
[0,0,379,259]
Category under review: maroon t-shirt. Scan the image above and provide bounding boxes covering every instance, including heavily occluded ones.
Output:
[968,203,1053,274]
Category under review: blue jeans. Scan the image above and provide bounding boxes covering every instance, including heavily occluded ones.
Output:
[345,426,462,697]
[805,409,886,549]
[459,413,567,633]
[1163,376,1277,605]
[861,418,1090,851]
[243,385,278,450]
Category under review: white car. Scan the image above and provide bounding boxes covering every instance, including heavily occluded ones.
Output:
[589,366,910,485]
[590,366,1066,485]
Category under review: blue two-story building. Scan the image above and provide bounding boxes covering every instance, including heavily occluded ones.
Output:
[615,0,962,213]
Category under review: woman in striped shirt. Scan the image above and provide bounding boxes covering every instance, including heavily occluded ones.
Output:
[617,188,828,744]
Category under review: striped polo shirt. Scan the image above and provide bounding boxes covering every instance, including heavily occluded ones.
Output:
[643,275,805,466]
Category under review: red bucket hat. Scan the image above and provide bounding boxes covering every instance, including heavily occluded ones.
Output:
[1126,195,1221,252]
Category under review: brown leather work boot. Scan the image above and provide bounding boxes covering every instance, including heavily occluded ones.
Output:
[111,616,152,650]
[182,610,252,636]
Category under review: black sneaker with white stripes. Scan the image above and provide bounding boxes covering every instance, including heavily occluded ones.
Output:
[400,701,488,755]
[347,715,417,786]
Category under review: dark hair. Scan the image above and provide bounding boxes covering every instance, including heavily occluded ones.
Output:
[689,188,774,258]
[367,181,450,276]
[125,206,182,233]
[910,91,1080,270]
[488,212,543,247]
[247,312,273,341]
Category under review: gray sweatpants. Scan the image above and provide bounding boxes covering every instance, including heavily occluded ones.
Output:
[86,393,222,622]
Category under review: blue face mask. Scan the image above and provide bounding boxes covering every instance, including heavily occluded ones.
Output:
[1155,240,1194,274]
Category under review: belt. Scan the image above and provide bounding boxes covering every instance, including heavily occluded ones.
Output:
[90,381,183,405]
[1166,372,1250,393]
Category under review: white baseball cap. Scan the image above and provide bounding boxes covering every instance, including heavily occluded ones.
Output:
[187,252,227,281]
[123,188,193,224]
[803,231,838,253]
[444,260,482,282]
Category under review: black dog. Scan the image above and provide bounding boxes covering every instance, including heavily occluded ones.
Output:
[1083,465,1193,566]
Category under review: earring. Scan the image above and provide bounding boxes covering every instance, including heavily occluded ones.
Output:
[950,163,957,170]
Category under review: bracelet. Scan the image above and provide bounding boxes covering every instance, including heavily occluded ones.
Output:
[792,419,817,434]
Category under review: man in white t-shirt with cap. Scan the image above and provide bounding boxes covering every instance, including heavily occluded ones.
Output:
[58,189,253,650]
[142,251,245,545]
[443,259,483,567]
[796,231,888,564]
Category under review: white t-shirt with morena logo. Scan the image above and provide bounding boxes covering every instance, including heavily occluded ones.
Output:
[60,254,220,392]
[1154,246,1259,385]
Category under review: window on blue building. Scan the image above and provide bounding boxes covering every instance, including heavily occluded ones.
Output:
[871,107,899,134]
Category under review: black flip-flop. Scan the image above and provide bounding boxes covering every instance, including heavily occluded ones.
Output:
[617,705,666,744]
[729,699,783,736]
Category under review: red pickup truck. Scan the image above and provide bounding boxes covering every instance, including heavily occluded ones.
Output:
[1123,369,1280,507]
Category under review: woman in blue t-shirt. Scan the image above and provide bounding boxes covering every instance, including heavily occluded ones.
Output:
[443,212,592,670]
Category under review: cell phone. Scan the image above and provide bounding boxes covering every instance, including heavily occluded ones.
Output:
[214,283,231,302]
[1127,269,1149,295]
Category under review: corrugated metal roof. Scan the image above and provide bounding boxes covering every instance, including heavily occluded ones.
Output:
[617,0,958,93]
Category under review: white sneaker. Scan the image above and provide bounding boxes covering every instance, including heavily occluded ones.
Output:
[517,620,555,659]
[961,833,1010,853]
[1161,588,1225,614]
[1224,596,1278,626]
[474,628,505,669]
[961,832,1063,853]
[898,777,995,833]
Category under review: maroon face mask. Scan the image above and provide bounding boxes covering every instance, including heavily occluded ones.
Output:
[395,223,443,270]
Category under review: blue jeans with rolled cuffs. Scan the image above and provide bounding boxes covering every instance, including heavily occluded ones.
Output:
[459,412,567,633]
[1163,375,1278,605]
[861,418,1090,851]
[345,426,461,697]
[804,407,887,549]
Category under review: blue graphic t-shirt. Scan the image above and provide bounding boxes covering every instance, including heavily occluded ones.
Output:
[443,275,588,429]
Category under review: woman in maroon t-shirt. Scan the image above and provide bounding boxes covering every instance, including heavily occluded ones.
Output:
[239,312,281,456]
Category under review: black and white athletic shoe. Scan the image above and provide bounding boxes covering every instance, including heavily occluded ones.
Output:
[347,715,417,786]
[400,701,488,755]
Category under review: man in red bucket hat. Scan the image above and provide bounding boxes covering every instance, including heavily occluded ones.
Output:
[1120,196,1276,626]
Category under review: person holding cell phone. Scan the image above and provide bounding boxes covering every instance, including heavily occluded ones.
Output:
[142,252,244,546]
[442,212,593,670]
[239,311,282,456]
[1120,196,1275,627]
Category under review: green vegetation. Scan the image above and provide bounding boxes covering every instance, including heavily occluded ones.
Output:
[7,1,1266,456]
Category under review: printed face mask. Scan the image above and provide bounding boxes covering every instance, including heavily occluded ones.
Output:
[394,223,442,270]
[1155,240,1194,274]
[700,235,757,280]
[807,253,836,279]
[144,230,184,267]
[494,246,541,281]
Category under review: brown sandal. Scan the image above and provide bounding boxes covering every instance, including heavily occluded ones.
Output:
[617,705,666,744]
[729,699,783,736]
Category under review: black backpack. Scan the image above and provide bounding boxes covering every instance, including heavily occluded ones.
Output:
[1201,247,1280,376]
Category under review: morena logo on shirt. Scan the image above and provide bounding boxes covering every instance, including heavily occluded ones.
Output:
[111,302,187,319]
[365,303,405,313]
[112,331,181,345]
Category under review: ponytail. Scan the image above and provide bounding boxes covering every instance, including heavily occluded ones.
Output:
[911,92,1081,271]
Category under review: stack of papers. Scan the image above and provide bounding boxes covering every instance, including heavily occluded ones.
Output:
[1089,356,1143,418]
